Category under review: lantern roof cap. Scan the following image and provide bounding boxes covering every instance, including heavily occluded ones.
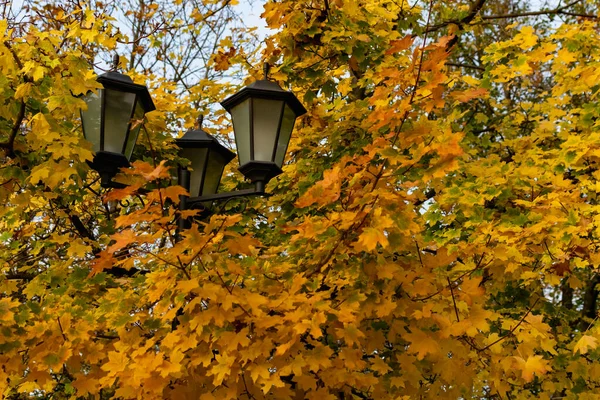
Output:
[220,79,307,117]
[175,124,235,163]
[96,71,156,113]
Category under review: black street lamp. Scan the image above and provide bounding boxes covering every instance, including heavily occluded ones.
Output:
[80,56,155,187]
[220,64,307,189]
[175,115,235,199]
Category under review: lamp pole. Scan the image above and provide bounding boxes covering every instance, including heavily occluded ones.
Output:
[177,167,191,231]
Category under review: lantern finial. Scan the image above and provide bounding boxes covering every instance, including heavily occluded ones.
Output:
[263,63,270,80]
[111,54,119,72]
[197,114,204,128]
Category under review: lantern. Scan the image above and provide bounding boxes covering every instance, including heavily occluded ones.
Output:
[81,68,155,186]
[175,116,235,198]
[221,66,306,185]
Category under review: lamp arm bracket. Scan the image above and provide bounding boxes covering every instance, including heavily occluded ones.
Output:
[185,184,267,208]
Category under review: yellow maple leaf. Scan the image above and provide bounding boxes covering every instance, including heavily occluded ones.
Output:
[405,329,440,360]
[259,373,286,394]
[211,353,236,386]
[29,165,50,185]
[250,362,271,383]
[515,26,538,49]
[32,65,45,81]
[451,88,489,103]
[176,278,200,294]
[275,339,296,356]
[514,355,550,382]
[224,234,261,256]
[101,351,128,375]
[72,377,99,396]
[0,298,18,322]
[370,357,392,374]
[574,335,598,355]
[159,359,182,378]
[357,227,389,251]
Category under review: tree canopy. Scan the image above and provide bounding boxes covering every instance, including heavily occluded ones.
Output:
[2,0,600,399]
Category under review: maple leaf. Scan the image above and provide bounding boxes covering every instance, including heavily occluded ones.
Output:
[29,165,50,185]
[574,335,598,355]
[88,253,115,277]
[405,329,440,360]
[250,362,271,383]
[101,351,128,375]
[386,35,413,54]
[107,230,139,254]
[223,234,261,255]
[294,374,317,391]
[159,359,182,378]
[72,377,99,397]
[357,227,389,251]
[370,357,392,374]
[259,373,286,394]
[211,353,236,386]
[451,88,489,103]
[212,47,236,71]
[176,278,200,294]
[514,355,550,383]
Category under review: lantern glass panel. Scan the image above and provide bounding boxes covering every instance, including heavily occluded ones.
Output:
[203,150,228,196]
[124,101,145,160]
[229,99,251,165]
[274,104,296,167]
[252,98,283,162]
[81,90,103,153]
[180,147,209,197]
[103,89,136,153]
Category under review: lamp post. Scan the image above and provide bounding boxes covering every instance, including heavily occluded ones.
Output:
[80,55,155,187]
[82,60,306,213]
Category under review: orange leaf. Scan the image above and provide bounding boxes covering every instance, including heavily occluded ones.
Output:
[386,35,413,54]
[451,88,489,103]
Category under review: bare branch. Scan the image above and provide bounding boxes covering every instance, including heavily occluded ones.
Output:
[445,62,485,71]
[482,0,596,20]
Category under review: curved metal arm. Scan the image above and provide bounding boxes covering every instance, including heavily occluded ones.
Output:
[184,181,266,209]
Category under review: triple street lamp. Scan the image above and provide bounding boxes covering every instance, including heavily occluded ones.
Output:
[80,61,306,208]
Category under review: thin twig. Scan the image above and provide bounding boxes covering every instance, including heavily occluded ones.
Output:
[445,62,485,71]
[448,276,460,322]
[478,297,540,352]
[57,317,67,343]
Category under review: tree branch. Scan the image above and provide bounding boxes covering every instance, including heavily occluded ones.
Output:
[478,297,540,352]
[425,0,487,35]
[448,276,460,322]
[0,99,25,156]
[481,0,596,20]
[0,41,28,155]
[445,62,485,71]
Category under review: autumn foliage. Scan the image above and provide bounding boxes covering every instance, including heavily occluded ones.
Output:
[3,0,600,399]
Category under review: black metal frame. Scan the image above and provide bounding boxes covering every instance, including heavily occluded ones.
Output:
[178,167,265,206]
[87,152,130,188]
[176,167,266,230]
